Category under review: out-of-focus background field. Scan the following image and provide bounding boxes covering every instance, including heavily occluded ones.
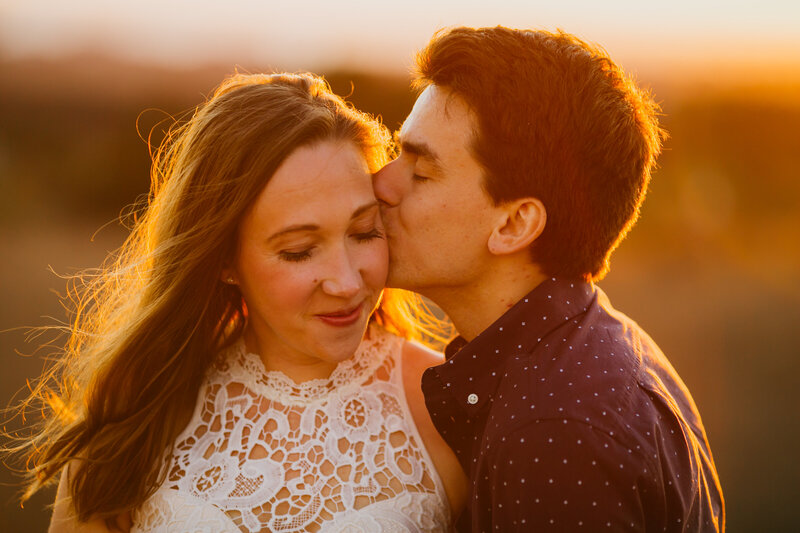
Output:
[2,2,800,531]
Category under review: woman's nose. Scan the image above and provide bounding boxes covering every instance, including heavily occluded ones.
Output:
[321,252,363,298]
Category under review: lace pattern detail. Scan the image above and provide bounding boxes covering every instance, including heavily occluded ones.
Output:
[132,326,449,532]
[230,327,391,406]
[132,489,238,532]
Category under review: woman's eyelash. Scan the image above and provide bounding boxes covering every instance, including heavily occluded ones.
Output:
[279,249,313,262]
[279,230,382,260]
[412,173,430,182]
[354,229,385,242]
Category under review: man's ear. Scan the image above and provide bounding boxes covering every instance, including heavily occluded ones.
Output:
[487,198,546,255]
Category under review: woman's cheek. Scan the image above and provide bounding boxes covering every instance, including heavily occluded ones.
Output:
[258,261,319,309]
[364,240,389,291]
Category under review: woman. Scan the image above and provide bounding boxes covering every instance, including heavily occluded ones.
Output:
[17,72,466,531]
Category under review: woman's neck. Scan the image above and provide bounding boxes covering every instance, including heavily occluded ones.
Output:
[243,326,340,383]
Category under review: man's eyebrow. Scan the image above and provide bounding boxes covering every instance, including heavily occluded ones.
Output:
[267,202,379,242]
[397,136,443,172]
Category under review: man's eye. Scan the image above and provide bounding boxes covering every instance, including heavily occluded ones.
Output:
[279,249,313,262]
[412,173,430,182]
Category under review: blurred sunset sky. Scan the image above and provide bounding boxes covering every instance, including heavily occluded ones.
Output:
[2,0,800,80]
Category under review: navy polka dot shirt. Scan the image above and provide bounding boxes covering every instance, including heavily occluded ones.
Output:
[422,278,724,532]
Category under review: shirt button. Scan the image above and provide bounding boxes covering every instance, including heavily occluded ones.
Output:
[468,393,479,405]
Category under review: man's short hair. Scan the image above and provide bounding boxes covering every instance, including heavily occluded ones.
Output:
[414,26,665,281]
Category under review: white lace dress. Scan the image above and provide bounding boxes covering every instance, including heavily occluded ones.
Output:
[132,326,451,532]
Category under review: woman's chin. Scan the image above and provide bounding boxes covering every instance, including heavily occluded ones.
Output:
[316,319,370,363]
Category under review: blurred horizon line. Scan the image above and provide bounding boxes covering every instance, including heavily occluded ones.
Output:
[3,48,800,104]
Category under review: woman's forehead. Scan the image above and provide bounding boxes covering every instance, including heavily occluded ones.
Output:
[244,141,376,232]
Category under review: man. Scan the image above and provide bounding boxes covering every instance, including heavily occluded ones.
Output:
[374,27,725,531]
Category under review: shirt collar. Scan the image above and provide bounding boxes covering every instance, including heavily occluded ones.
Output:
[433,277,596,414]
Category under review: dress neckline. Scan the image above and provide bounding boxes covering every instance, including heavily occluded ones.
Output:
[214,325,392,406]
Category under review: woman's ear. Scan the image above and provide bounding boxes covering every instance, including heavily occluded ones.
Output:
[220,267,238,285]
[487,198,546,255]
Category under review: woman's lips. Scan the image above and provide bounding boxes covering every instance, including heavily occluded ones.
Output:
[316,303,364,327]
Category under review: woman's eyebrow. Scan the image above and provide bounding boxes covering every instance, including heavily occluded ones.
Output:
[351,201,380,220]
[267,224,318,242]
[266,202,378,242]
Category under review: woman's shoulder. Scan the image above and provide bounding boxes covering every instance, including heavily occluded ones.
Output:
[397,340,444,433]
[396,338,468,520]
[396,337,443,405]
[364,326,445,384]
[399,339,444,380]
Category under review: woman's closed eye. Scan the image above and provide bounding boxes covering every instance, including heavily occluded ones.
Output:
[279,248,314,262]
[353,228,385,242]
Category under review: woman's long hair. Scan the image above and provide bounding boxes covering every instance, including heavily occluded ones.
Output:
[8,72,443,523]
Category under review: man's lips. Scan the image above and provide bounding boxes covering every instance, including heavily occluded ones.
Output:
[316,303,364,327]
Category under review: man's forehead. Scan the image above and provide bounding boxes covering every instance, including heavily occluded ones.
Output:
[406,86,455,119]
[398,87,436,139]
[399,85,476,158]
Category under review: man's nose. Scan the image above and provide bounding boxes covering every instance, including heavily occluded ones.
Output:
[372,159,400,207]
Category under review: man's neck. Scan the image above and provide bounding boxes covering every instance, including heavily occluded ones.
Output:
[426,261,547,342]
